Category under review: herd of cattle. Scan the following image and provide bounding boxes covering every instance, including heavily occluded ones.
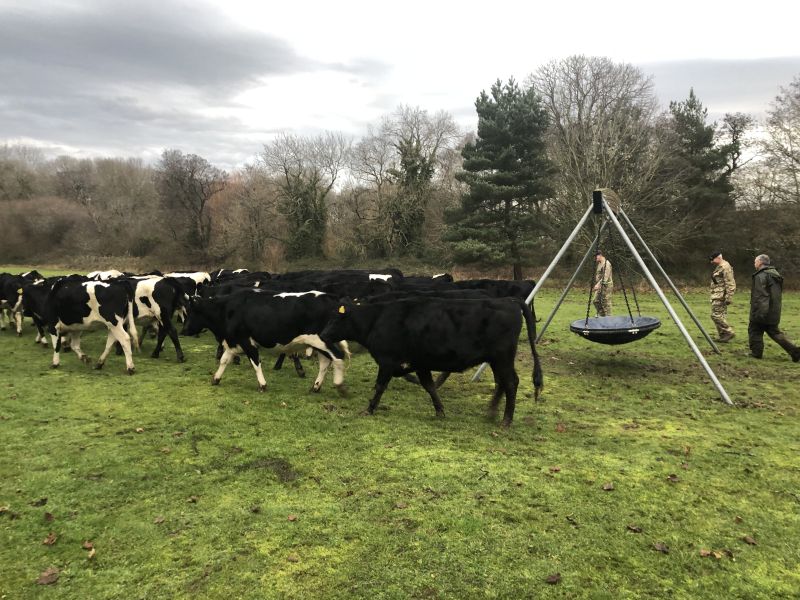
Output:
[0,268,543,426]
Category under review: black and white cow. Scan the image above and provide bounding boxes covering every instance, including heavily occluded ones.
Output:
[22,277,60,346]
[180,289,348,393]
[123,276,186,362]
[45,276,139,373]
[319,296,543,426]
[1,270,44,334]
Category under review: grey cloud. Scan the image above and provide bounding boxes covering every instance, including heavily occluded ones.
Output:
[639,57,800,119]
[0,0,391,168]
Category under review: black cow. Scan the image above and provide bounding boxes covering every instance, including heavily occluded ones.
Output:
[319,296,543,426]
[180,290,348,393]
[45,276,138,373]
[22,277,61,346]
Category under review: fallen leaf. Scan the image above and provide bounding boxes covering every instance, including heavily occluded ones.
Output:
[31,497,48,507]
[490,431,499,438]
[622,422,639,430]
[187,496,198,503]
[743,535,757,545]
[287,514,297,522]
[555,423,567,433]
[548,466,561,473]
[287,553,300,563]
[680,463,689,470]
[666,474,680,483]
[734,516,743,524]
[700,549,712,557]
[602,482,614,491]
[44,512,54,522]
[545,573,561,584]
[653,542,670,553]
[135,427,144,433]
[172,431,184,437]
[0,505,9,514]
[712,551,722,559]
[153,516,165,524]
[36,567,59,585]
[394,502,409,509]
[626,524,642,533]
[87,547,96,559]
[250,505,261,513]
[159,447,171,453]
[82,541,93,550]
[42,532,57,545]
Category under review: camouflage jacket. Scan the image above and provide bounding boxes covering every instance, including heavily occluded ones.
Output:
[710,260,736,303]
[595,259,613,289]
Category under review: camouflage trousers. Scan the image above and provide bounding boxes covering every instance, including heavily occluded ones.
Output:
[748,322,800,360]
[710,301,733,336]
[593,290,612,317]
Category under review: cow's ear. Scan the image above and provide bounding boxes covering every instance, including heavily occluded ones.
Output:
[338,305,346,314]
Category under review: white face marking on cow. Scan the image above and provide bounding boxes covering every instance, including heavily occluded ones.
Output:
[433,273,447,278]
[369,274,392,281]
[273,291,326,298]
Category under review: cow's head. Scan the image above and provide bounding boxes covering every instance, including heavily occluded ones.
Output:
[180,296,210,336]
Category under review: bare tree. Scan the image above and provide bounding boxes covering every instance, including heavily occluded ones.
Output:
[529,55,691,251]
[261,132,350,258]
[761,76,800,205]
[154,149,227,253]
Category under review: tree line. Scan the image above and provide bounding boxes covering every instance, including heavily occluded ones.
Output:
[2,55,799,280]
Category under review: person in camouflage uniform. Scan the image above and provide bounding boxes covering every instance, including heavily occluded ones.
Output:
[593,250,613,317]
[749,253,800,362]
[709,250,736,342]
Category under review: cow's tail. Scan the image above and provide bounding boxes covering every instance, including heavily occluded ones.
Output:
[518,298,543,399]
[122,284,140,352]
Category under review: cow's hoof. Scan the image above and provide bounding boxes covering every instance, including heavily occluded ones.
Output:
[297,371,306,379]
[233,356,241,365]
[50,363,59,369]
[310,383,322,393]
[435,410,446,418]
[211,378,220,386]
[177,356,186,363]
[16,332,22,337]
[80,355,91,364]
[127,368,135,376]
[500,418,512,428]
[94,363,104,370]
[150,351,160,359]
[335,384,348,398]
[258,384,266,392]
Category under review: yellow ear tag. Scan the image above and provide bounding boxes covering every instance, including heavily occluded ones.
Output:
[17,288,23,294]
[338,305,346,314]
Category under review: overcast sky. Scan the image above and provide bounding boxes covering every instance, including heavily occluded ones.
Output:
[1,0,799,169]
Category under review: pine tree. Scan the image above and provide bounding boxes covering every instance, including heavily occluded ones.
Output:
[445,78,553,280]
[667,89,733,215]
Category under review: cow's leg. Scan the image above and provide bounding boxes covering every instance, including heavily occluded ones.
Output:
[495,364,519,428]
[95,332,118,370]
[273,353,286,370]
[14,310,23,336]
[162,320,184,362]
[238,340,266,392]
[69,333,90,364]
[107,322,135,374]
[51,331,63,368]
[434,372,451,389]
[0,306,6,330]
[311,351,330,392]
[417,369,445,418]
[367,364,393,414]
[291,353,306,378]
[212,344,238,385]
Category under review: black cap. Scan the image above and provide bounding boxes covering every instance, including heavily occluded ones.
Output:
[709,251,721,261]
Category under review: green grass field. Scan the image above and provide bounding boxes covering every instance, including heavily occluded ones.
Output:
[1,274,799,598]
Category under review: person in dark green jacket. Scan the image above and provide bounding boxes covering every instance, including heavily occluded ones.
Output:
[748,254,800,361]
